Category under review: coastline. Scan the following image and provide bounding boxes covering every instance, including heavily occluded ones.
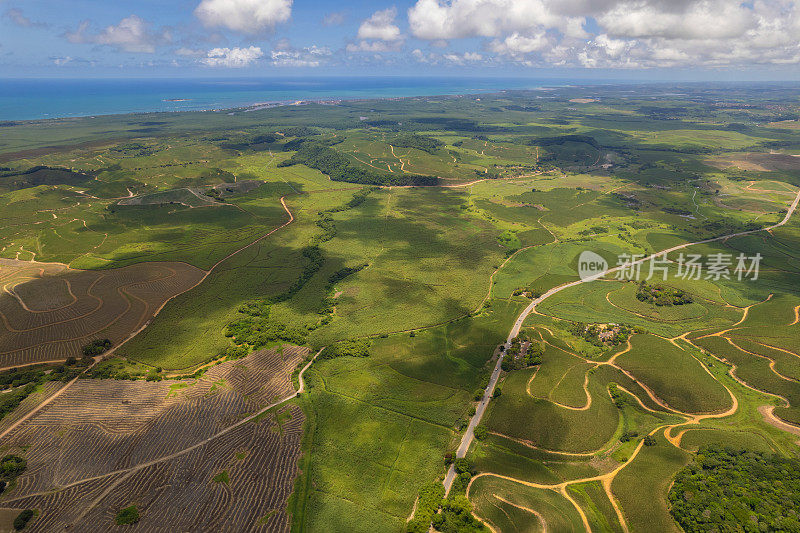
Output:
[0,76,593,122]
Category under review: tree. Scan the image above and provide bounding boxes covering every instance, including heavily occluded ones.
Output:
[13,510,33,531]
[454,458,476,476]
[474,426,488,440]
[435,496,489,532]
[115,505,140,526]
[0,455,26,478]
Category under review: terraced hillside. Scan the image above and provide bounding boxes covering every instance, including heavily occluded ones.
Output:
[0,259,205,367]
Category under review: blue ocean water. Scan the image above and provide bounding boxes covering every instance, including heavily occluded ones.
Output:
[0,77,573,122]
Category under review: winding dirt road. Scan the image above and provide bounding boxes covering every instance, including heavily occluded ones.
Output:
[443,188,800,500]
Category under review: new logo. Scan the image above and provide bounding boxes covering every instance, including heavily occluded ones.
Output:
[578,251,608,281]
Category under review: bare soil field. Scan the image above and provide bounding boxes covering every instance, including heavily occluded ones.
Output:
[0,259,205,367]
[0,346,306,532]
[707,152,800,172]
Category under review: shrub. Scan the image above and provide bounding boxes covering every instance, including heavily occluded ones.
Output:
[474,426,488,440]
[608,383,625,408]
[454,458,476,476]
[82,338,112,356]
[0,455,27,478]
[212,470,230,484]
[115,505,140,526]
[13,510,33,531]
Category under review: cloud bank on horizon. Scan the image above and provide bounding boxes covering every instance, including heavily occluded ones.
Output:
[2,0,800,75]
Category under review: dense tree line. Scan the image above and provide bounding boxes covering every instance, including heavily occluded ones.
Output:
[0,360,88,420]
[320,339,371,359]
[392,134,444,154]
[312,188,375,246]
[279,142,439,186]
[407,483,445,533]
[407,458,488,533]
[669,446,800,532]
[530,134,601,149]
[224,246,324,350]
[222,188,375,358]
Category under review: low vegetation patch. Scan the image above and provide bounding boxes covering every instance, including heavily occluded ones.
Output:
[115,505,140,526]
[82,338,112,356]
[320,339,371,359]
[0,454,27,494]
[13,509,34,531]
[636,281,693,306]
[212,470,230,484]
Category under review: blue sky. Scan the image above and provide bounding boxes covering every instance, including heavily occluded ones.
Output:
[2,0,800,79]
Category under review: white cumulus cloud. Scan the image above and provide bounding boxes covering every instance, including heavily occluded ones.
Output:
[271,42,331,67]
[443,51,483,64]
[489,32,550,55]
[195,0,292,34]
[4,8,47,28]
[406,0,800,68]
[408,0,585,40]
[65,15,169,53]
[346,40,404,53]
[202,46,263,67]
[357,7,402,41]
[323,11,346,26]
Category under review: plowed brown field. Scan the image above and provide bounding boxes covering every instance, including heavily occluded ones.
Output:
[0,346,306,532]
[0,259,205,367]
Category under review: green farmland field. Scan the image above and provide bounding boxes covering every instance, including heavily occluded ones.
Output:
[2,84,800,533]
